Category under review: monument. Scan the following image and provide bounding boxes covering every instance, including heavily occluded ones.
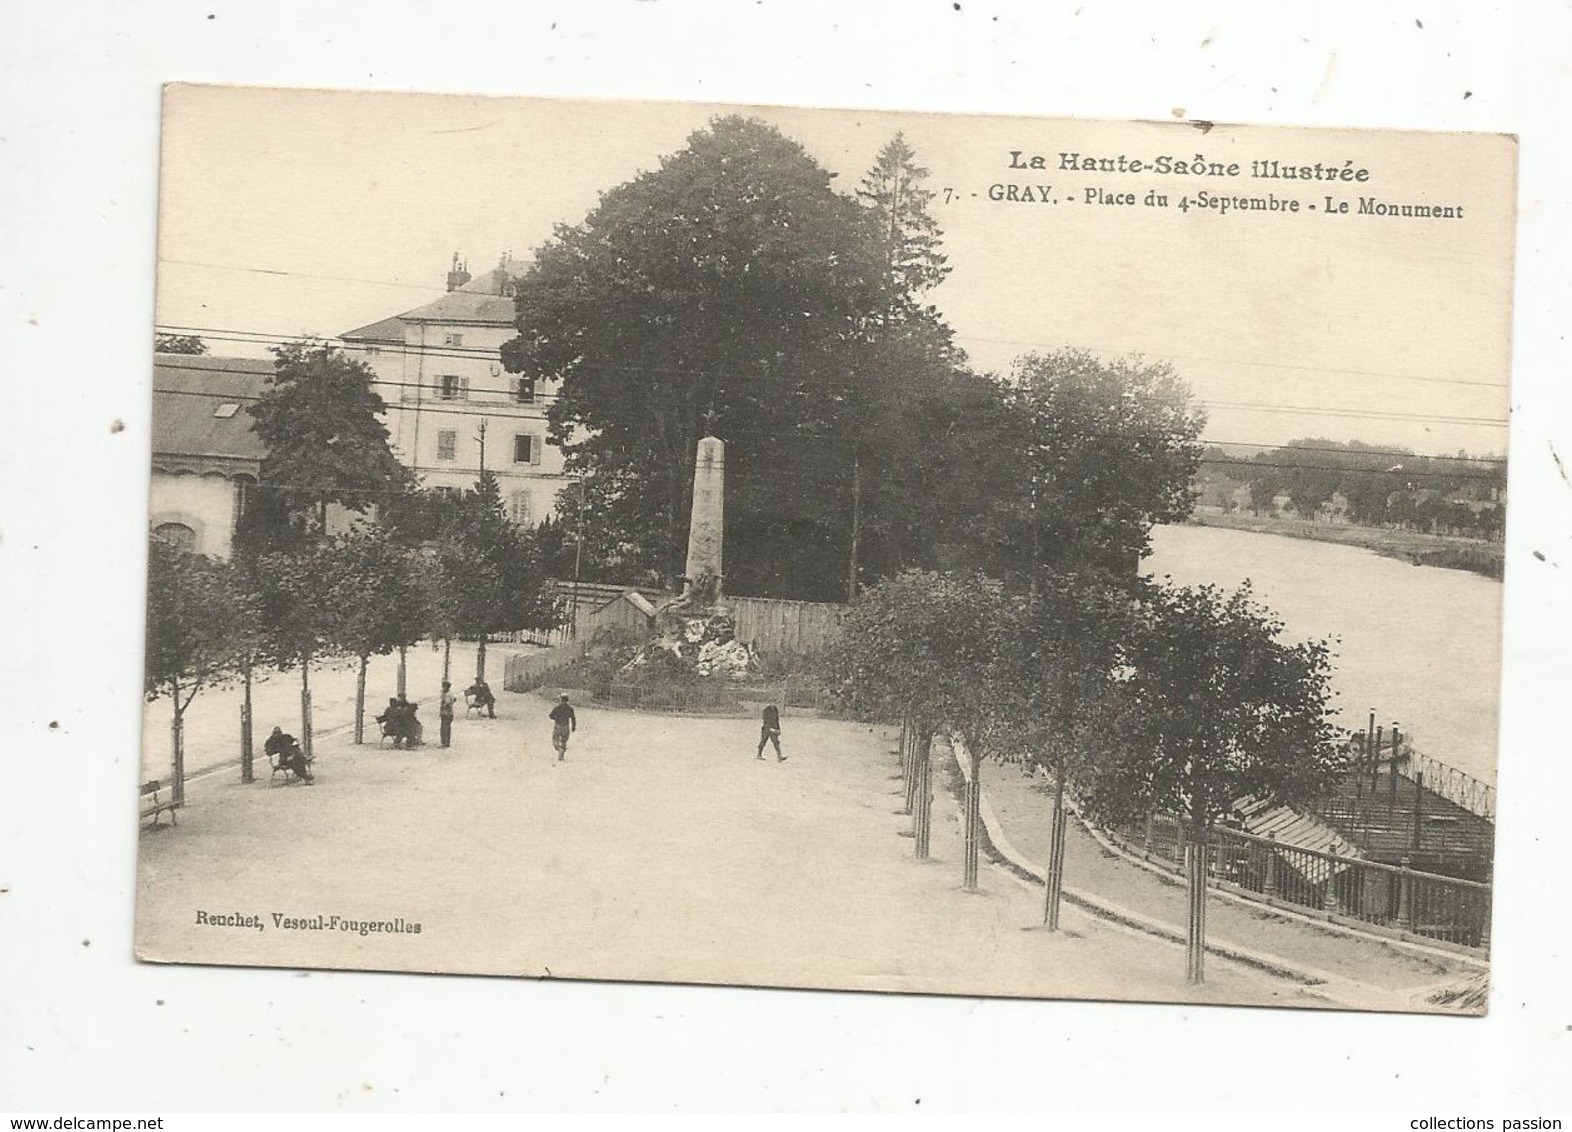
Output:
[682,433,725,604]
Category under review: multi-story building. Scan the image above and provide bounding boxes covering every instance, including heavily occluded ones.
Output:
[149,353,270,558]
[341,254,569,526]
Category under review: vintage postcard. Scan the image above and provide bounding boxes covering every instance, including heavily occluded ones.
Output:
[138,84,1513,1014]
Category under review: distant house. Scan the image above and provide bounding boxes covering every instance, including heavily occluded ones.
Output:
[340,253,570,528]
[149,354,271,558]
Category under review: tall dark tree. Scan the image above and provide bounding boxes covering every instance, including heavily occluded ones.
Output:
[503,116,890,599]
[841,133,955,600]
[856,132,951,314]
[246,340,411,535]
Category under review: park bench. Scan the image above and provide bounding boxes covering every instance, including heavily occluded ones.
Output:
[267,744,315,784]
[140,779,177,826]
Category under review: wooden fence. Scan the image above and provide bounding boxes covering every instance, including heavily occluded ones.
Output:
[729,596,846,655]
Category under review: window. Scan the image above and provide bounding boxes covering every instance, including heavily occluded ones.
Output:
[507,490,531,526]
[512,434,538,464]
[212,402,240,419]
[152,522,197,553]
[437,375,469,400]
[516,376,537,405]
[432,486,460,500]
[436,430,457,461]
[365,345,381,356]
[443,333,464,347]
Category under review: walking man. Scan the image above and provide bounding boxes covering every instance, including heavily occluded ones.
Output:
[549,693,576,761]
[757,703,785,762]
[439,681,456,749]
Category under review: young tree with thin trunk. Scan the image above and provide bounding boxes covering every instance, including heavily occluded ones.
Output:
[829,570,1014,883]
[323,527,430,743]
[144,539,257,804]
[982,570,1138,929]
[253,541,342,757]
[1091,580,1345,983]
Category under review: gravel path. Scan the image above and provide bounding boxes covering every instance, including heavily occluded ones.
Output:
[137,695,1328,1009]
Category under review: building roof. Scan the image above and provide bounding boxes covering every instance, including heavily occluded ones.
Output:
[394,290,516,325]
[340,314,407,343]
[151,354,272,465]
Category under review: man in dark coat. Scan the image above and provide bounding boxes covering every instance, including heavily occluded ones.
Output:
[549,693,576,761]
[757,704,785,762]
[263,725,314,784]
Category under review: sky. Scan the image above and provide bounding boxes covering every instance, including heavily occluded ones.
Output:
[155,84,1516,458]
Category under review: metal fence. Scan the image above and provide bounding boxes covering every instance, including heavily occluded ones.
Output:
[603,681,787,716]
[1113,813,1491,950]
[501,640,588,693]
[1406,752,1496,820]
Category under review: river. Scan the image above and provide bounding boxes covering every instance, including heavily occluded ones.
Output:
[1142,523,1503,784]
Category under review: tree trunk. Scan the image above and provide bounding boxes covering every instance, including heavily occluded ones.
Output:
[397,644,408,696]
[240,659,255,783]
[442,637,452,684]
[1043,758,1068,929]
[354,654,368,744]
[1185,829,1208,984]
[171,711,186,807]
[300,657,314,759]
[846,452,862,603]
[914,731,933,860]
[963,748,983,891]
[476,634,488,681]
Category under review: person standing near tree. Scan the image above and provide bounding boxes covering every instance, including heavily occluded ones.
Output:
[438,681,456,749]
[548,693,576,762]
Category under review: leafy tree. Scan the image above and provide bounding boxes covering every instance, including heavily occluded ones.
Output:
[503,115,891,599]
[154,333,207,355]
[324,526,431,742]
[982,570,1140,928]
[987,349,1206,583]
[1100,580,1345,982]
[439,471,557,680]
[829,569,1015,883]
[252,540,343,754]
[144,539,258,802]
[246,340,412,535]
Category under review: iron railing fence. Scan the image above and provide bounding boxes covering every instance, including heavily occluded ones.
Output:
[501,640,588,694]
[1111,812,1491,950]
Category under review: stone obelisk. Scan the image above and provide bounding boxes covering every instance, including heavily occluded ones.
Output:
[683,433,724,602]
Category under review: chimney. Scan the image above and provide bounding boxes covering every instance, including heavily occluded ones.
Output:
[446,252,472,292]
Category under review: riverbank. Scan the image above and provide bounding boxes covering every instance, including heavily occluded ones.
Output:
[1184,510,1503,579]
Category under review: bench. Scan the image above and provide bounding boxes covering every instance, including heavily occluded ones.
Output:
[140,779,178,826]
[267,745,315,784]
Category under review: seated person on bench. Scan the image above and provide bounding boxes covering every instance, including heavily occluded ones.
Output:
[263,726,314,784]
[465,678,497,719]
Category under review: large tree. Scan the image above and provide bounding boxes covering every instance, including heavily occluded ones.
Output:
[246,340,411,535]
[987,349,1207,582]
[503,115,894,600]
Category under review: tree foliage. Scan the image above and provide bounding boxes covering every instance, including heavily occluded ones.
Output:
[154,333,207,355]
[144,539,257,713]
[985,349,1206,580]
[1087,580,1345,832]
[323,525,430,661]
[505,116,925,599]
[246,341,411,529]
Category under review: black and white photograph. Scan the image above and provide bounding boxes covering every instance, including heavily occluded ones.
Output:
[131,85,1515,1016]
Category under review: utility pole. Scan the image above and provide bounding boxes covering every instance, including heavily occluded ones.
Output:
[570,477,586,640]
[476,419,488,476]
